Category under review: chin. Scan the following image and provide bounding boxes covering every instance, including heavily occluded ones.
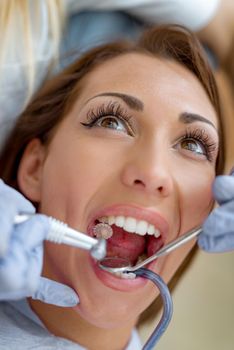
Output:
[72,281,157,329]
[73,303,139,329]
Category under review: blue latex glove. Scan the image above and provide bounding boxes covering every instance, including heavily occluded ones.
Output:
[0,179,79,307]
[199,175,234,252]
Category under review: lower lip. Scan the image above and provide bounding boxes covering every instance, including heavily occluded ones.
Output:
[90,257,156,292]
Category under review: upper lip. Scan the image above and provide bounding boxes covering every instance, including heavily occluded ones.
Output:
[87,204,169,241]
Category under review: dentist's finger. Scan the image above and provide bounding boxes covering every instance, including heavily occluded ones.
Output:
[198,232,234,253]
[202,201,234,236]
[213,175,234,204]
[31,277,79,307]
[25,245,43,294]
[24,245,79,307]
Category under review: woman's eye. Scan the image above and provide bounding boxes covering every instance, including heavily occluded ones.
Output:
[95,116,128,133]
[82,102,135,136]
[179,138,205,155]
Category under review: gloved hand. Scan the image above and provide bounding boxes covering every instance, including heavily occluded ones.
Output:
[0,179,79,307]
[198,174,234,252]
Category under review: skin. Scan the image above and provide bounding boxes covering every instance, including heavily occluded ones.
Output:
[18,53,219,350]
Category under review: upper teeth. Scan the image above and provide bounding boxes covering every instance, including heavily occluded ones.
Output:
[98,216,161,238]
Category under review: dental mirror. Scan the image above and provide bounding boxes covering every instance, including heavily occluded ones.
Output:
[100,257,131,269]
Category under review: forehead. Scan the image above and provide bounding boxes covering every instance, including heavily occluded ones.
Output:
[77,53,218,127]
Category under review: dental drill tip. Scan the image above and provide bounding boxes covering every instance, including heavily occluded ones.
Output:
[93,223,113,239]
[90,238,106,260]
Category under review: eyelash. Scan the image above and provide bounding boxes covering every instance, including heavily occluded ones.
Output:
[81,101,134,135]
[81,102,218,162]
[179,128,218,162]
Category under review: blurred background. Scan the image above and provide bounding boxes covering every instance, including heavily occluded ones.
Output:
[140,251,234,349]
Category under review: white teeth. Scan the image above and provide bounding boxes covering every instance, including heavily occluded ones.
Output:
[115,216,125,228]
[154,228,161,238]
[135,220,148,235]
[97,215,161,238]
[148,224,155,235]
[123,217,137,233]
[108,216,115,225]
[99,217,107,223]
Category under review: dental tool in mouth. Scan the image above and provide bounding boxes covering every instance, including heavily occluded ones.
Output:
[99,226,202,275]
[93,223,113,239]
[14,214,110,260]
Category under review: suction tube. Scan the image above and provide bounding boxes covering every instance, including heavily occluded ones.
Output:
[133,268,173,350]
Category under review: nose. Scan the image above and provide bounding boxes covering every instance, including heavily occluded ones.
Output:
[121,143,174,197]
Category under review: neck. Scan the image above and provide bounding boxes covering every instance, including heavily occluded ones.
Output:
[28,298,136,350]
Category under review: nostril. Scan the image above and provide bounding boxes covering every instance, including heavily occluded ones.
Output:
[134,179,144,186]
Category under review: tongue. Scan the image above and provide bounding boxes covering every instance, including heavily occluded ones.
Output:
[106,225,146,264]
[147,235,163,256]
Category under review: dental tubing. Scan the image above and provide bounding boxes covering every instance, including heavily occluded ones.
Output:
[14,214,107,260]
[133,268,173,350]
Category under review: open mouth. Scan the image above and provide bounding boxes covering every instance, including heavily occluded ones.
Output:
[92,215,164,266]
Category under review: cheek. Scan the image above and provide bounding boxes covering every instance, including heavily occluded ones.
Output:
[39,139,108,225]
[42,243,75,284]
[177,166,214,231]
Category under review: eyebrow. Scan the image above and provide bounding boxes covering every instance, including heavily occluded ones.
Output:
[86,92,144,111]
[85,93,217,131]
[179,112,217,131]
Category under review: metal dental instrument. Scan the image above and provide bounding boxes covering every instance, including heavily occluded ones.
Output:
[100,226,202,274]
[14,214,109,260]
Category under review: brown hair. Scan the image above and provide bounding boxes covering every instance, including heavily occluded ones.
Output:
[0,25,225,187]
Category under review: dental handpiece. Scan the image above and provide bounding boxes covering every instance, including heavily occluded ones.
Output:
[100,226,202,274]
[14,214,108,260]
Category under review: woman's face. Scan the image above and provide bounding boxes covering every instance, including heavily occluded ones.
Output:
[24,53,219,328]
